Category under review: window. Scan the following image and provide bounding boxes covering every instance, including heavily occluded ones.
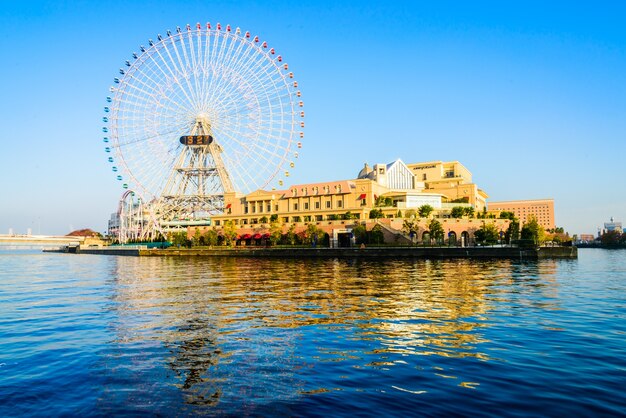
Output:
[282,217,289,223]
[422,174,427,181]
[275,205,279,211]
[294,203,298,210]
[326,201,331,209]
[361,199,366,206]
[337,200,343,208]
[267,204,271,212]
[252,205,256,213]
[379,168,385,174]
[244,206,249,214]
[315,202,320,209]
[215,220,221,226]
[304,202,309,210]
[242,219,248,225]
[316,215,323,221]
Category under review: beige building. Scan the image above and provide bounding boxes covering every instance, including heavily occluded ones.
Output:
[185,158,506,246]
[406,161,489,212]
[488,199,555,230]
[213,159,452,228]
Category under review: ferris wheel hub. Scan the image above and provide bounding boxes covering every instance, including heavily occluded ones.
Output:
[105,23,304,242]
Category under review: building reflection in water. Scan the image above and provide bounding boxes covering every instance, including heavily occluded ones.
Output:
[102,255,561,409]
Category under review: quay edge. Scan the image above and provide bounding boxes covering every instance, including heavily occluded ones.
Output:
[66,246,577,259]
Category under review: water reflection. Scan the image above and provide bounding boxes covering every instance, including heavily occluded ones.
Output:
[104,256,562,408]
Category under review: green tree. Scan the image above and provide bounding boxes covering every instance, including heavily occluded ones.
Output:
[270,214,278,222]
[369,208,384,219]
[499,211,516,220]
[303,223,325,246]
[343,211,355,220]
[192,228,202,247]
[223,220,237,247]
[402,219,419,242]
[269,219,282,245]
[464,207,475,218]
[428,219,444,244]
[474,222,499,244]
[169,231,189,247]
[520,215,545,245]
[601,230,622,245]
[259,216,268,224]
[375,196,393,207]
[286,223,297,245]
[352,224,368,244]
[369,224,385,245]
[204,229,218,246]
[404,209,417,219]
[418,204,434,218]
[396,209,402,218]
[505,220,520,243]
[450,206,466,218]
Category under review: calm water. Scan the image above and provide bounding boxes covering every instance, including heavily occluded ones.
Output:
[1,249,625,417]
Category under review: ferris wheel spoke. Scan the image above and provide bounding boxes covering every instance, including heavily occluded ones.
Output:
[149,44,197,110]
[106,24,302,236]
[167,34,201,108]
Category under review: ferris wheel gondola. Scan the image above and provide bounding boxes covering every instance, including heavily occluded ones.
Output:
[103,22,304,240]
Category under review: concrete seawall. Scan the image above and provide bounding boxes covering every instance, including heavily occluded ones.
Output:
[144,246,577,259]
[51,245,577,259]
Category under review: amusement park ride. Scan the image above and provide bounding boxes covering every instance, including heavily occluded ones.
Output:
[103,23,303,242]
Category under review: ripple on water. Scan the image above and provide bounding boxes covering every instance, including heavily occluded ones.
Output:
[0,249,625,416]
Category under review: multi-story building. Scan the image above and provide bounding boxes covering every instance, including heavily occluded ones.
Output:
[405,161,489,211]
[214,159,446,228]
[603,217,623,234]
[487,199,555,230]
[183,158,509,247]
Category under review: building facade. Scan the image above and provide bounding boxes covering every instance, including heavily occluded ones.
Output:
[405,161,489,211]
[181,158,509,247]
[487,199,555,230]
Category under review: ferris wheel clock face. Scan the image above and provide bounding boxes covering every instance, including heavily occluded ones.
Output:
[103,23,303,202]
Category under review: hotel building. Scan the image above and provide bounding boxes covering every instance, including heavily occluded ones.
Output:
[487,199,555,230]
[187,159,511,246]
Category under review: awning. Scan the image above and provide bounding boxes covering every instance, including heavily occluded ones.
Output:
[242,234,252,239]
[226,203,232,209]
[253,233,262,239]
[358,193,366,200]
[262,233,270,239]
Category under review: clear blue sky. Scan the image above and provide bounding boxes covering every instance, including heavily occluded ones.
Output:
[1,0,625,236]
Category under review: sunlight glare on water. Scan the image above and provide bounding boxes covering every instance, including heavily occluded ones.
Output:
[1,249,625,416]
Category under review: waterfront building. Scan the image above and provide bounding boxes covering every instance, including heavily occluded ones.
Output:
[186,158,510,247]
[405,161,489,212]
[487,199,555,230]
[603,217,623,234]
[578,234,595,243]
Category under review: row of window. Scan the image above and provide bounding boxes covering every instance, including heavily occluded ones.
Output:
[214,213,362,226]
[294,200,344,211]
[291,184,343,196]
[243,198,348,214]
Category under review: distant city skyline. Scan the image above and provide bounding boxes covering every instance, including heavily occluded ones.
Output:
[1,1,625,236]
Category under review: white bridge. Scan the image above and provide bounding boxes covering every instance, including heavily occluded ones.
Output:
[0,234,85,248]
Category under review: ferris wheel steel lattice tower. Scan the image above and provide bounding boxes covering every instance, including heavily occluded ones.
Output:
[102,22,304,241]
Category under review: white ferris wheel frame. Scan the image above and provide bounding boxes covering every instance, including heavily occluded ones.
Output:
[103,23,304,215]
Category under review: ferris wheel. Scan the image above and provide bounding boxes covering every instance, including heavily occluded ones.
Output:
[103,22,303,225]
